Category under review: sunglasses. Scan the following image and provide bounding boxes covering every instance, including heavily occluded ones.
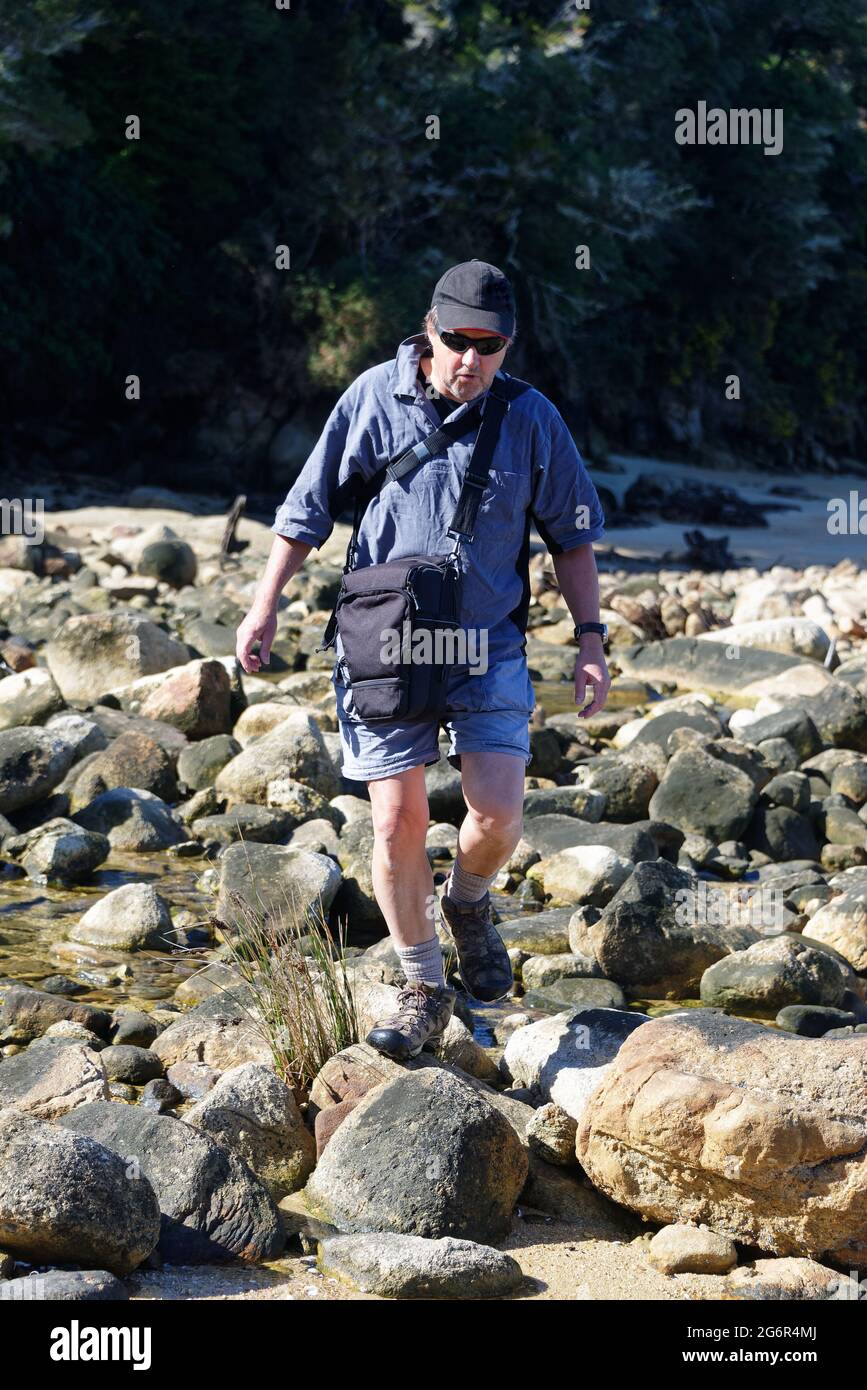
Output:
[436,328,510,356]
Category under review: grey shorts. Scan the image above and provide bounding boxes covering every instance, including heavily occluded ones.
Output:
[332,650,536,782]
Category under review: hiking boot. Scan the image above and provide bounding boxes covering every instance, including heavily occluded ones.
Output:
[365,980,456,1062]
[439,890,514,1003]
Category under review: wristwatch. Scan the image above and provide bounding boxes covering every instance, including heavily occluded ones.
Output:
[574,622,608,644]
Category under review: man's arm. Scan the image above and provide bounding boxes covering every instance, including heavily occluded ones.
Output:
[551,541,611,718]
[236,534,313,674]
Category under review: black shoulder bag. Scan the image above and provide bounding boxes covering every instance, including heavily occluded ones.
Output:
[316,374,520,723]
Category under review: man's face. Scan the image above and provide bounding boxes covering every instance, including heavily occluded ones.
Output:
[427,322,510,403]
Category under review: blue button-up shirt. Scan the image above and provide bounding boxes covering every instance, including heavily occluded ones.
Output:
[273,332,605,668]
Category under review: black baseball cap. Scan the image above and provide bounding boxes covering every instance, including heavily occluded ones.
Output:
[430,260,516,338]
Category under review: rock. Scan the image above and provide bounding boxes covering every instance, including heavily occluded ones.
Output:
[696,618,831,662]
[136,659,232,740]
[0,726,77,815]
[782,683,867,754]
[137,536,197,588]
[318,1232,524,1299]
[776,1004,858,1037]
[801,888,867,971]
[742,707,822,761]
[68,883,177,953]
[191,804,294,847]
[520,815,658,864]
[725,1257,861,1301]
[501,1006,650,1121]
[165,1061,221,1100]
[215,712,339,805]
[59,1102,284,1264]
[45,712,109,762]
[73,788,186,851]
[526,1103,578,1166]
[0,1110,160,1274]
[100,1045,165,1085]
[0,986,112,1044]
[141,1078,183,1112]
[71,731,178,808]
[0,1039,110,1118]
[177,735,241,791]
[575,1008,867,1266]
[576,758,658,823]
[0,667,63,730]
[762,772,811,812]
[631,705,723,753]
[571,859,760,998]
[648,746,757,843]
[747,805,820,862]
[522,785,606,821]
[303,1069,527,1242]
[2,817,109,883]
[700,934,859,1017]
[87,705,188,758]
[150,1002,271,1071]
[185,1062,316,1200]
[112,1011,160,1047]
[616,637,807,697]
[646,1222,738,1274]
[0,1269,129,1301]
[214,841,342,928]
[494,906,575,956]
[46,612,190,705]
[520,953,599,991]
[832,760,867,806]
[521,977,627,1013]
[527,845,633,907]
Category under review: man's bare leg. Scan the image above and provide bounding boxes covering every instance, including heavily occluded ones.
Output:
[367,763,436,949]
[452,750,525,882]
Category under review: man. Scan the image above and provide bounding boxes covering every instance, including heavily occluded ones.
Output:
[236,259,609,1061]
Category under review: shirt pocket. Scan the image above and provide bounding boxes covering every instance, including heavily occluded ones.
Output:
[477,465,532,526]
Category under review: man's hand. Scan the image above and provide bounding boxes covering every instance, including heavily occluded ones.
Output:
[574,635,611,717]
[236,607,278,674]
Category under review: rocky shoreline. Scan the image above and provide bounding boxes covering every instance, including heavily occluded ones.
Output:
[1,491,866,1302]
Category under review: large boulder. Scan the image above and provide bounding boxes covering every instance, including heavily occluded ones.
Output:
[137,659,232,739]
[527,845,633,907]
[59,1102,284,1264]
[46,612,189,706]
[576,1009,867,1268]
[215,712,339,805]
[303,1069,528,1243]
[68,882,177,953]
[0,1038,110,1118]
[648,746,758,843]
[570,859,760,998]
[214,841,342,928]
[0,985,112,1045]
[177,734,241,791]
[696,618,831,662]
[184,1062,316,1199]
[0,1110,160,1275]
[149,999,272,1071]
[501,1006,650,1121]
[1,817,109,883]
[616,637,808,697]
[0,726,77,815]
[73,788,186,851]
[804,887,867,971]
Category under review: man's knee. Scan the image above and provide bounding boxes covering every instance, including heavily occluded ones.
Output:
[465,801,523,844]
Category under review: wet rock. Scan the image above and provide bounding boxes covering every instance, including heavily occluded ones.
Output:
[0,1110,160,1275]
[177,734,241,791]
[46,612,189,705]
[73,788,186,851]
[0,1269,129,1301]
[60,1102,284,1264]
[649,746,757,843]
[304,1069,528,1243]
[0,667,63,730]
[2,817,110,883]
[185,1062,316,1200]
[0,1038,110,1118]
[576,1009,867,1266]
[501,1007,650,1122]
[214,841,342,928]
[0,726,77,815]
[215,712,339,805]
[647,1223,737,1275]
[68,882,177,953]
[318,1232,524,1299]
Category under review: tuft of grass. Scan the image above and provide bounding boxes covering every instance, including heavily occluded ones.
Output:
[215,874,359,1099]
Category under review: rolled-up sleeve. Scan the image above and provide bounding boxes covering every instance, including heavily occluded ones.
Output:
[272,386,357,548]
[530,403,606,554]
